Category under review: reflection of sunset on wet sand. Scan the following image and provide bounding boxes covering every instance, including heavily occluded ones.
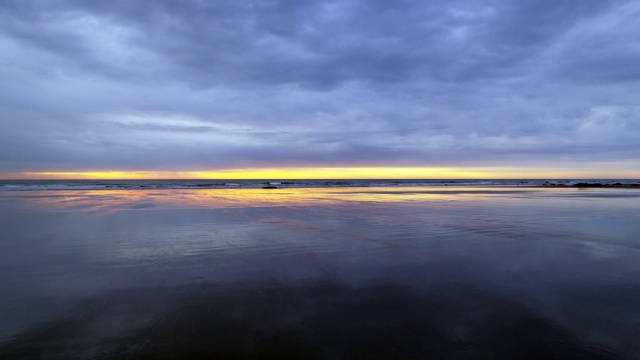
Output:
[4,187,519,212]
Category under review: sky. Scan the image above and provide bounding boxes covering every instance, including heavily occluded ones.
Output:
[1,0,639,179]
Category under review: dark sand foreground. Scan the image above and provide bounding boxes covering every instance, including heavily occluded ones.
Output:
[1,187,639,359]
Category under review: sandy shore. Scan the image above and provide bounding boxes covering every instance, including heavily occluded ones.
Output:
[1,187,639,358]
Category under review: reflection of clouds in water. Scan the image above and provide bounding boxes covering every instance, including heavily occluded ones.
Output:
[261,217,431,254]
[105,223,269,264]
[577,240,627,260]
[0,282,625,359]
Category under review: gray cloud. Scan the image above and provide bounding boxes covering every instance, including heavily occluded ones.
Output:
[0,0,639,175]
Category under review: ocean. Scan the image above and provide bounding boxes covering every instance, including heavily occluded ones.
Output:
[1,178,639,191]
[1,183,639,358]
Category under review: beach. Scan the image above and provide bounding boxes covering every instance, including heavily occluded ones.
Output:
[1,186,639,359]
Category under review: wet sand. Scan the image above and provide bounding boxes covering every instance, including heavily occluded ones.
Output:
[1,187,639,359]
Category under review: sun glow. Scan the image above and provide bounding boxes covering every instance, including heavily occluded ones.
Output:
[3,166,637,180]
[5,167,484,180]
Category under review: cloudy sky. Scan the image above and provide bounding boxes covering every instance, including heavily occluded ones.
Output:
[1,0,639,178]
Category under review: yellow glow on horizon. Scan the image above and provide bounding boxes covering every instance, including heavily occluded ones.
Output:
[3,166,639,180]
[5,168,479,180]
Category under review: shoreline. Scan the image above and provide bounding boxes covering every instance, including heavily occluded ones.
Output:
[542,182,640,188]
[1,179,640,191]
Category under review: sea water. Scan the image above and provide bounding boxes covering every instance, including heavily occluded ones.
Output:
[0,186,639,358]
[1,178,639,191]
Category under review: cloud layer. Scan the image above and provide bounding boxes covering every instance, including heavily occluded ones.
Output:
[1,0,639,175]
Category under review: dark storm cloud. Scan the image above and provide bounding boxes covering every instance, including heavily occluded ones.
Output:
[0,0,639,174]
[1,0,624,87]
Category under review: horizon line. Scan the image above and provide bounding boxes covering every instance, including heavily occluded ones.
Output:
[1,167,640,180]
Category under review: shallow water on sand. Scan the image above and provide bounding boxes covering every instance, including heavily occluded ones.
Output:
[1,187,639,359]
